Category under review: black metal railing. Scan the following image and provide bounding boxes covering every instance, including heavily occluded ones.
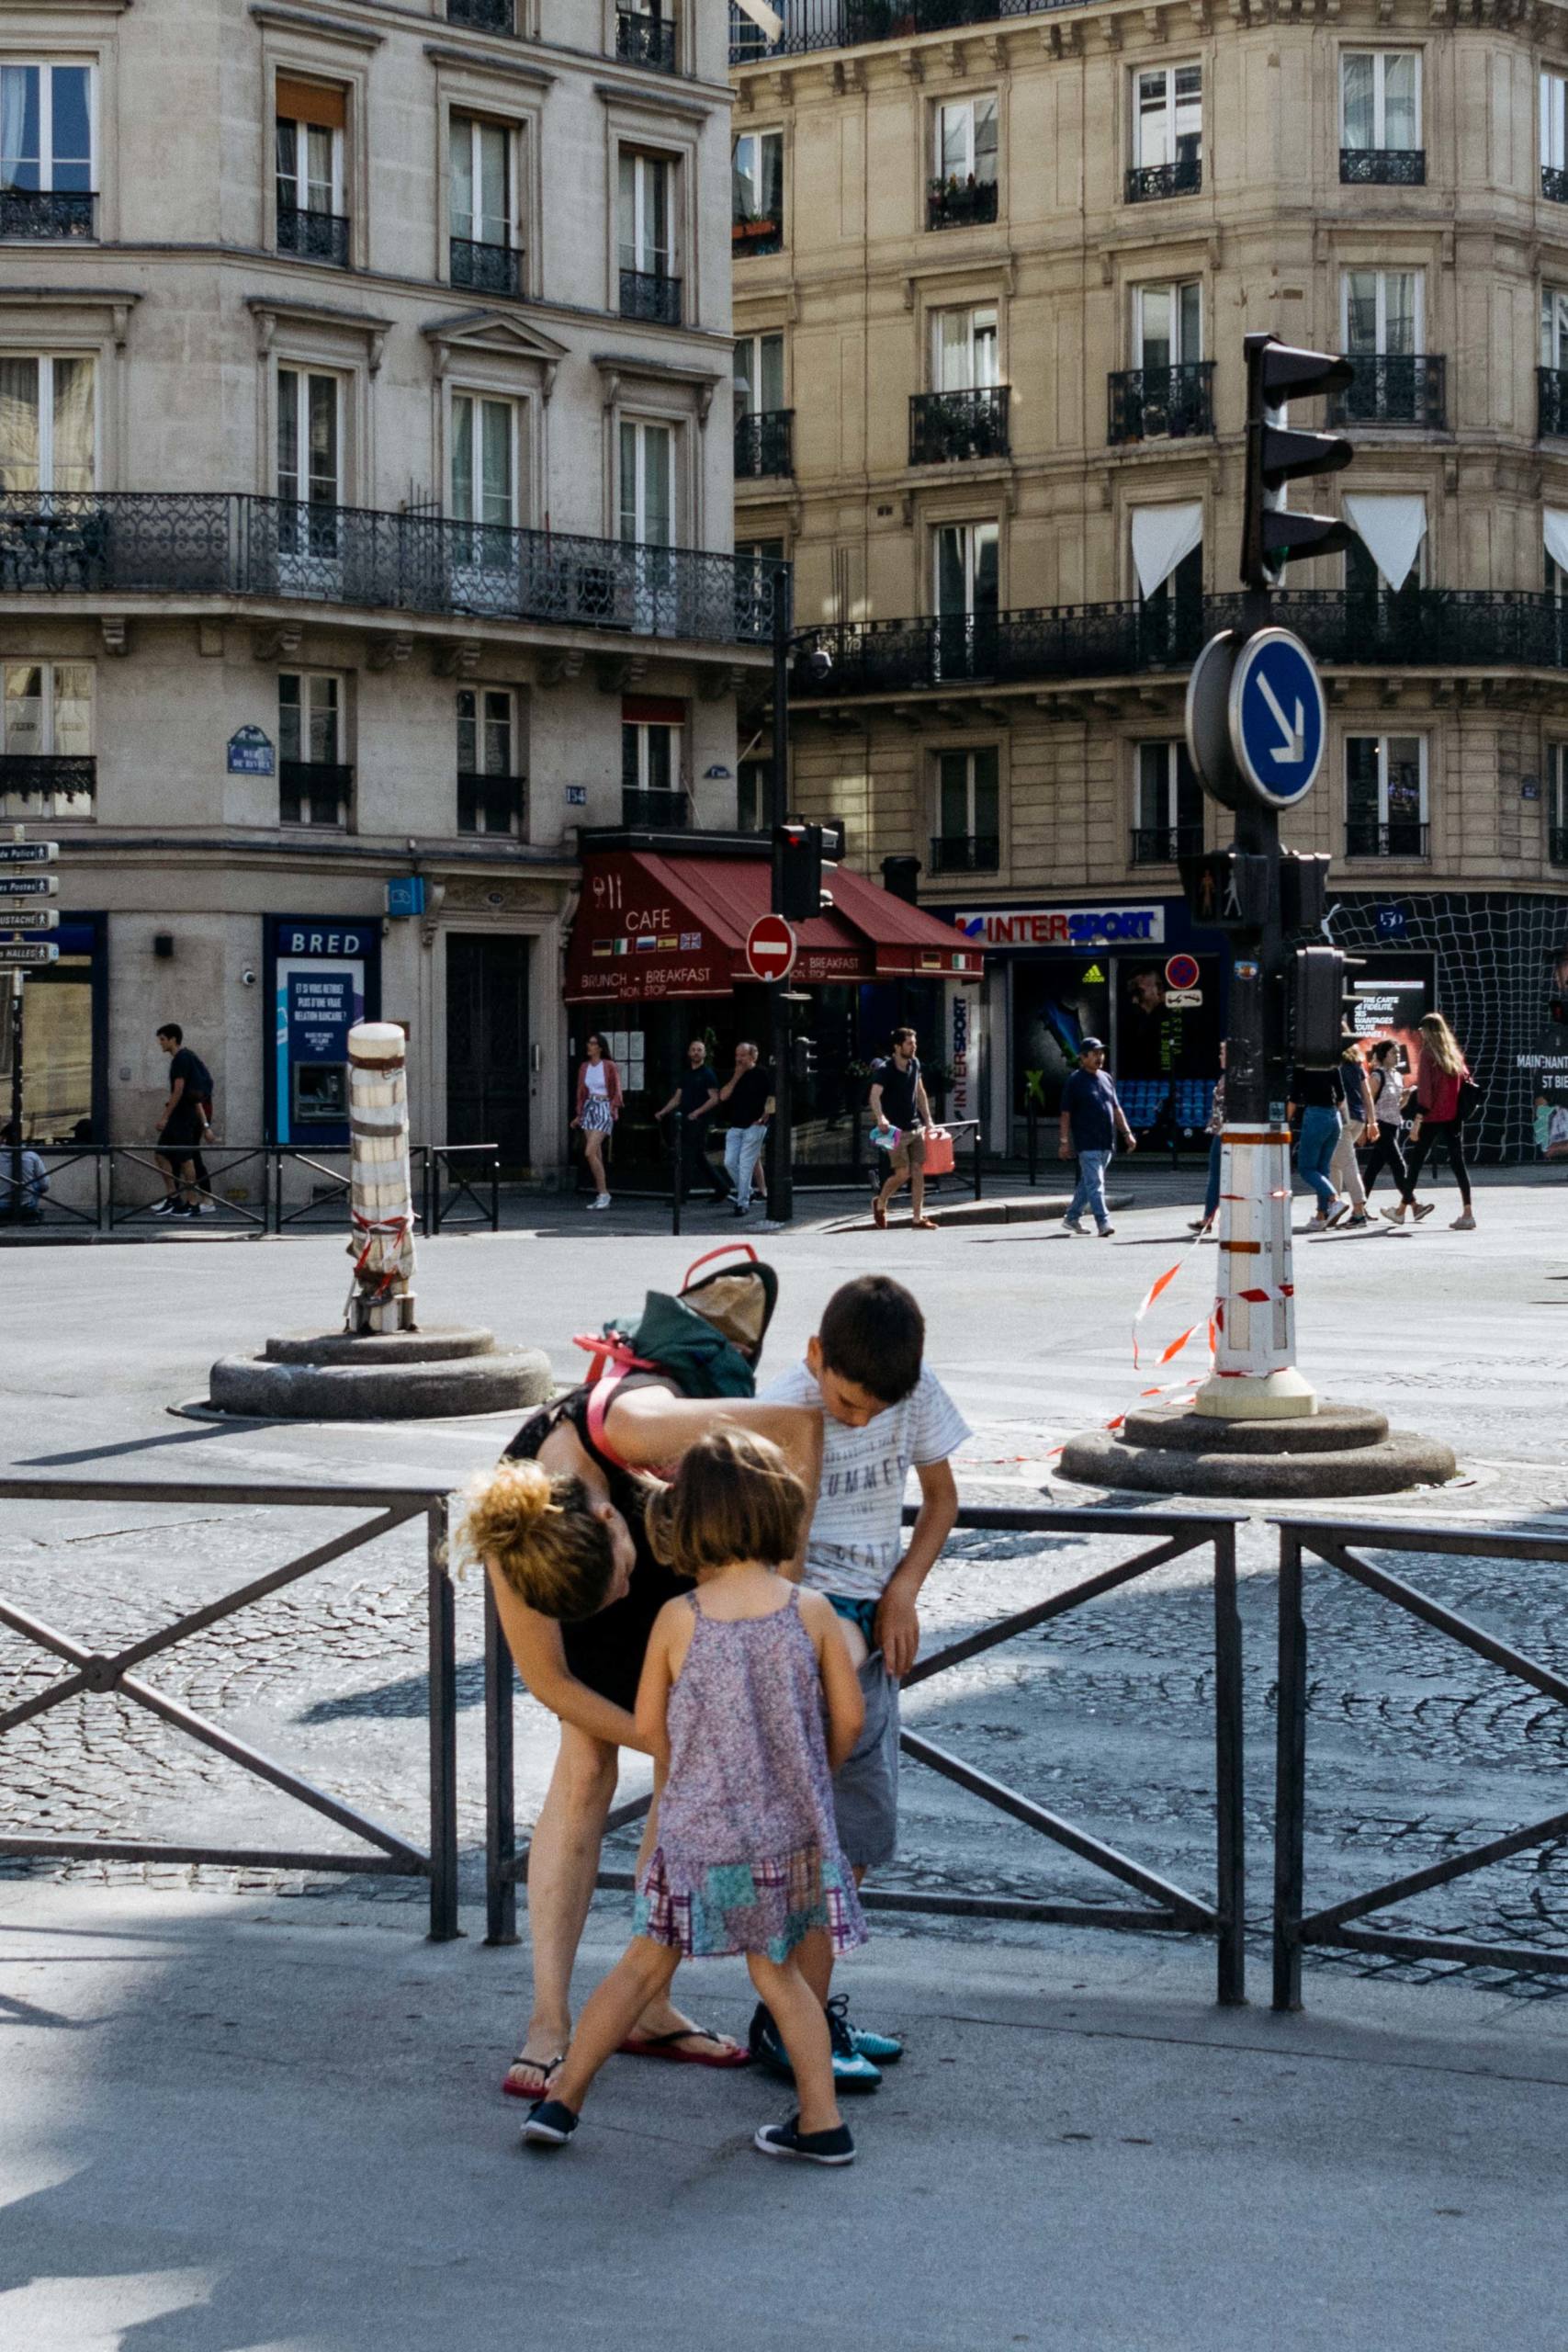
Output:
[621,787,689,828]
[909,386,1010,465]
[1124,156,1202,204]
[730,0,1097,61]
[0,491,781,648]
[735,408,794,478]
[1108,360,1214,445]
[0,753,96,805]
[279,760,352,826]
[1551,822,1568,865]
[450,235,521,296]
[732,213,784,257]
[448,0,513,28]
[1339,145,1426,185]
[457,770,524,835]
[0,1143,502,1238]
[1344,820,1429,859]
[1328,355,1446,429]
[619,266,682,323]
[616,8,677,70]
[1539,366,1568,438]
[927,175,998,230]
[1544,164,1568,204]
[0,187,96,240]
[1132,824,1202,865]
[276,205,351,267]
[930,832,999,874]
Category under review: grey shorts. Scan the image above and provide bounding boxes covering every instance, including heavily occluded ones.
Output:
[831,1650,900,1871]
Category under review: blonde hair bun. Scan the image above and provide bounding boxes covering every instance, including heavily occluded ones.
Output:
[456,1457,557,1561]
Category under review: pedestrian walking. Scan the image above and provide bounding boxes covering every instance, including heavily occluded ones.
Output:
[0,1123,48,1222]
[1382,1012,1478,1230]
[521,1430,867,2168]
[1190,1045,1226,1231]
[655,1040,727,1204]
[716,1040,773,1219]
[1057,1037,1136,1237]
[1359,1039,1414,1207]
[571,1034,622,1212]
[152,1023,214,1219]
[1328,1034,1373,1227]
[1288,1059,1350,1227]
[870,1026,936,1231]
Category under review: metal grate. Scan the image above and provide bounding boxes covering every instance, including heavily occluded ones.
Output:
[927,175,998,230]
[0,187,96,240]
[1339,146,1426,185]
[619,267,682,324]
[1329,355,1446,430]
[276,205,351,266]
[616,9,677,70]
[1124,156,1202,203]
[909,386,1010,464]
[449,236,521,296]
[734,409,795,478]
[1108,361,1214,445]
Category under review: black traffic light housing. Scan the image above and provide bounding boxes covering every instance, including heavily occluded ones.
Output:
[1280,851,1331,935]
[1242,333,1357,592]
[1290,944,1362,1068]
[1179,846,1276,932]
[791,1034,818,1085]
[774,820,838,921]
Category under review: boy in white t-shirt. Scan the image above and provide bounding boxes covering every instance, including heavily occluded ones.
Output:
[759,1274,968,2090]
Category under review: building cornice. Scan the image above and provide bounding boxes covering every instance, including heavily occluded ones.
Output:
[592,350,728,419]
[423,42,554,87]
[246,293,396,368]
[248,5,384,50]
[0,286,141,346]
[594,78,715,124]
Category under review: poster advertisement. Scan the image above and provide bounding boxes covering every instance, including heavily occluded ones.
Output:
[1518,941,1568,1161]
[265,917,379,1147]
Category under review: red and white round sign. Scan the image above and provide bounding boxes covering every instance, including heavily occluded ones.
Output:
[746,913,798,984]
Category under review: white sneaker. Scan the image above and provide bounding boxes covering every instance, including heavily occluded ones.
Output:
[592,1193,611,1210]
[1450,1211,1475,1230]
[1061,1218,1085,1236]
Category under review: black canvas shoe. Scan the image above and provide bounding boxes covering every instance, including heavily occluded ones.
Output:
[753,2114,855,2166]
[521,2098,579,2149]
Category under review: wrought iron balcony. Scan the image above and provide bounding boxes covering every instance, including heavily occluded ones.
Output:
[0,492,780,649]
[1131,824,1202,866]
[732,213,784,257]
[458,771,525,835]
[448,0,513,28]
[619,267,682,324]
[930,833,998,875]
[1544,164,1568,204]
[617,9,677,70]
[1124,156,1202,204]
[277,206,351,267]
[621,787,689,829]
[927,175,998,231]
[0,753,96,806]
[909,387,1010,465]
[450,236,521,297]
[1107,361,1215,445]
[1330,355,1446,430]
[733,0,1080,63]
[1551,823,1568,865]
[1339,146,1426,186]
[279,761,352,826]
[735,409,794,479]
[1540,367,1568,439]
[1344,820,1429,860]
[0,187,96,241]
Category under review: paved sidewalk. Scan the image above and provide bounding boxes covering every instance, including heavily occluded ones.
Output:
[3,1881,1565,2352]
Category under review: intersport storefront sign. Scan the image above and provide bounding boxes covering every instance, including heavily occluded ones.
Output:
[954,905,1167,948]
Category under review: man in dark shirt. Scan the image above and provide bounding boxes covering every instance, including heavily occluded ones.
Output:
[870,1025,936,1231]
[656,1039,728,1202]
[1057,1037,1136,1237]
[716,1040,773,1218]
[153,1022,214,1219]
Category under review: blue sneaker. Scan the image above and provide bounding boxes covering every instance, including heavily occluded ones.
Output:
[828,1993,903,2065]
[749,2000,882,2094]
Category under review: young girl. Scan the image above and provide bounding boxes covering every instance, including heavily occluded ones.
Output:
[522,1429,868,2167]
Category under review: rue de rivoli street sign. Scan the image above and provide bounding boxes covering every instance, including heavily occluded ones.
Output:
[1184,626,1326,812]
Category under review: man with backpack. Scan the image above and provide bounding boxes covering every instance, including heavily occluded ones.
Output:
[152,1022,215,1219]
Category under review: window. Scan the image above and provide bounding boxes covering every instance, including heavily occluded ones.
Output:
[913,308,1007,461]
[734,334,789,477]
[617,1,677,74]
[737,752,771,833]
[933,521,998,680]
[278,672,346,826]
[1110,283,1210,442]
[451,392,516,530]
[932,306,999,392]
[1134,281,1201,371]
[1550,741,1568,862]
[450,115,517,297]
[933,746,999,873]
[732,129,782,255]
[1340,51,1422,180]
[930,95,998,227]
[1545,286,1568,369]
[0,355,95,492]
[1137,542,1204,662]
[735,533,784,634]
[1134,741,1201,865]
[620,417,676,627]
[1345,733,1427,858]
[276,78,348,266]
[276,367,341,561]
[1343,269,1420,357]
[618,150,678,322]
[1543,70,1568,198]
[1128,65,1201,199]
[0,64,95,238]
[1338,270,1438,424]
[0,662,93,817]
[621,696,685,826]
[457,687,521,835]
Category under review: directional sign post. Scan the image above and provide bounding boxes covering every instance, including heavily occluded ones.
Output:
[2,827,62,1223]
[1226,628,1326,808]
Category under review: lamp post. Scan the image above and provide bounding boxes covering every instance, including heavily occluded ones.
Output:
[768,558,794,1224]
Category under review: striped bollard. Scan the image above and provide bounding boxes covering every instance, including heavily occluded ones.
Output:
[345,1022,416,1337]
[1194,1124,1316,1419]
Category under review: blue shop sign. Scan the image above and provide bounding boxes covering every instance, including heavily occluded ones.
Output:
[386,876,427,920]
[228,725,275,776]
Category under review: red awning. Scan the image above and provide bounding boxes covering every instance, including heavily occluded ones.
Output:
[564,848,983,1003]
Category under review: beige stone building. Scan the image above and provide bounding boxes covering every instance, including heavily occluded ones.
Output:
[731,0,1568,1159]
[0,0,768,1186]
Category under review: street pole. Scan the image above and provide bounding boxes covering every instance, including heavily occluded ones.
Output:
[8,971,22,1219]
[767,558,794,1225]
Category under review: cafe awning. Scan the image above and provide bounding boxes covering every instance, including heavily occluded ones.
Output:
[565,846,984,1003]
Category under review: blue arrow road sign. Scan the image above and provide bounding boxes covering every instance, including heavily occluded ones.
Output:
[1225,627,1325,808]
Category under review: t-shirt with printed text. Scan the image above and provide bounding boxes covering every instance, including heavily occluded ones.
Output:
[762,1361,971,1603]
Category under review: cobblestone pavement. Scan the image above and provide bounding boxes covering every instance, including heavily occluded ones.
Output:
[2,1172,1565,2002]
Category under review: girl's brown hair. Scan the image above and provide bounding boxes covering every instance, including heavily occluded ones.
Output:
[646,1427,805,1580]
[453,1458,618,1622]
[1417,1012,1464,1079]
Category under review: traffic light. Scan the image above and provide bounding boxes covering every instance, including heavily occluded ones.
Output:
[1242,333,1356,592]
[1290,945,1360,1068]
[1179,846,1275,932]
[774,820,834,921]
[1280,851,1331,935]
[791,1034,817,1086]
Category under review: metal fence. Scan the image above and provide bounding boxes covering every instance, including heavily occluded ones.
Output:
[484,1500,1247,2005]
[1271,1515,1568,2011]
[0,1476,459,1939]
[0,1143,501,1238]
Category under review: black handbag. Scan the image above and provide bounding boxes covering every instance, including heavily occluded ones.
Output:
[1455,1073,1482,1124]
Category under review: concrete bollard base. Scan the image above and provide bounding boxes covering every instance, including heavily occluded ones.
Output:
[1059,1398,1458,1498]
[207,1328,553,1421]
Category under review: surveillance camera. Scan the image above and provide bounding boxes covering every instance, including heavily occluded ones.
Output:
[241,967,257,988]
[807,645,833,683]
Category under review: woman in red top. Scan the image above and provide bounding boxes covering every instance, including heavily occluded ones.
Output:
[572,1035,623,1211]
[1382,1012,1475,1230]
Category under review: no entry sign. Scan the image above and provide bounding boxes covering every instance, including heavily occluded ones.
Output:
[746,913,798,983]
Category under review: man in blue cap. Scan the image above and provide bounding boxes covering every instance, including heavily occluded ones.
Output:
[1057,1037,1137,1237]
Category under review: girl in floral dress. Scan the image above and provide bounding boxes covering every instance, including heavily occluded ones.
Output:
[523,1429,868,2167]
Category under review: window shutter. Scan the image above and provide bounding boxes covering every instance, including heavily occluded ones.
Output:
[276,76,347,130]
[623,695,685,726]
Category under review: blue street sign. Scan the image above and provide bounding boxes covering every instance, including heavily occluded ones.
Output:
[1225,627,1325,808]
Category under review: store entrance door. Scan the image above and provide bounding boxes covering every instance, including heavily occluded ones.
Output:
[446,934,530,1174]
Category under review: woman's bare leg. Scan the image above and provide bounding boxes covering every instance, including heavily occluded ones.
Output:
[583,1132,606,1195]
[509,1722,617,2083]
[550,1939,682,2116]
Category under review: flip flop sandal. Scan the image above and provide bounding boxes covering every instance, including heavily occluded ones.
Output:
[502,2052,565,2100]
[615,2026,751,2069]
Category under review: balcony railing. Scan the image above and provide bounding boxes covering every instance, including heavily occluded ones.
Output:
[927,175,998,231]
[732,0,1096,62]
[1107,361,1215,446]
[732,214,784,257]
[1124,156,1202,204]
[448,0,513,28]
[616,9,677,71]
[1131,824,1202,866]
[0,753,96,807]
[0,492,780,649]
[1551,823,1568,865]
[909,386,1010,465]
[1329,355,1446,430]
[1339,146,1426,185]
[450,237,521,297]
[1544,164,1568,204]
[621,787,689,829]
[735,409,794,479]
[1540,367,1568,438]
[930,833,998,875]
[1345,820,1429,860]
[277,206,351,267]
[0,187,96,241]
[279,761,352,826]
[620,267,682,324]
[458,772,525,835]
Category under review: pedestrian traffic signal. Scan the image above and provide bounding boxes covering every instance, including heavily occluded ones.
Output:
[1242,333,1356,592]
[1280,851,1331,935]
[774,820,837,921]
[1179,847,1275,932]
[1290,944,1360,1067]
[791,1034,818,1085]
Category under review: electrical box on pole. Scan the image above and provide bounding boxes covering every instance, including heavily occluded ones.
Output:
[1241,333,1357,593]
